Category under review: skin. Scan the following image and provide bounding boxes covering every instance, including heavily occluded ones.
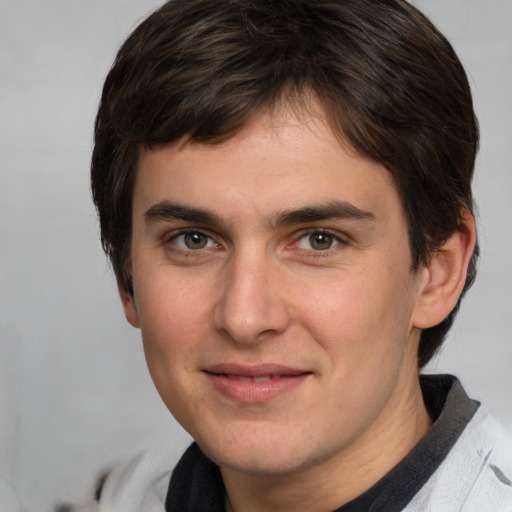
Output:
[120,103,475,512]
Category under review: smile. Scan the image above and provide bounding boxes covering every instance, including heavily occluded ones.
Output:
[226,374,284,382]
[204,364,312,403]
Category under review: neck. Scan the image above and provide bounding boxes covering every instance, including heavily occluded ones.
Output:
[222,372,432,512]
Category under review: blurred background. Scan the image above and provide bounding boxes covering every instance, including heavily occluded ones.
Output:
[1,0,511,510]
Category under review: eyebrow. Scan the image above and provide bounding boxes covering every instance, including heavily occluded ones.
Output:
[144,202,224,226]
[273,201,375,226]
[144,200,376,228]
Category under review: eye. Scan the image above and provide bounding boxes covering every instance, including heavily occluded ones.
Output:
[296,231,341,251]
[171,231,217,250]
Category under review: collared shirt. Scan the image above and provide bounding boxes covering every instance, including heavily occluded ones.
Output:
[90,375,512,512]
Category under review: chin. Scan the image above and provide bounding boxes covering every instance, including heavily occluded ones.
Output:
[209,448,307,476]
[194,423,318,476]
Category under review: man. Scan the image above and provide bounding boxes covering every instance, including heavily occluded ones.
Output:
[87,0,512,510]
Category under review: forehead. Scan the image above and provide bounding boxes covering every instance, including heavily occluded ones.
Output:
[134,104,403,228]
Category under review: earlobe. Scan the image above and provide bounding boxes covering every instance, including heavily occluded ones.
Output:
[412,212,476,330]
[118,280,140,328]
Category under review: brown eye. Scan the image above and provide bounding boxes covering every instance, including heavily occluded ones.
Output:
[309,233,335,250]
[295,231,342,251]
[171,231,215,250]
[184,232,208,249]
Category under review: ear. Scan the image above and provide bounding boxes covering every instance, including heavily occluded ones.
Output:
[117,279,140,328]
[412,212,476,330]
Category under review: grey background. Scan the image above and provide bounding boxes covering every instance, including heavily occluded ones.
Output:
[1,1,511,510]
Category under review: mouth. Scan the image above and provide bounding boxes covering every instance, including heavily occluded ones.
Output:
[224,374,286,382]
[203,364,312,403]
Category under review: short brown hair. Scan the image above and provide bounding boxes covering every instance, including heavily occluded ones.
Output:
[91,0,479,367]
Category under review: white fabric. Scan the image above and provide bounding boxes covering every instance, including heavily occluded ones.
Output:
[88,447,173,512]
[80,406,512,512]
[404,406,512,511]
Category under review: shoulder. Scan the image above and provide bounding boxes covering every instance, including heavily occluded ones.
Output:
[67,442,212,512]
[405,406,512,511]
[99,447,172,512]
[71,446,173,512]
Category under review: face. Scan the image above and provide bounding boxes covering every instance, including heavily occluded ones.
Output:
[123,105,430,479]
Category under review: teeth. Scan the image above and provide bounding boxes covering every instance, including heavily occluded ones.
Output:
[227,375,252,381]
[253,376,271,382]
[226,374,279,382]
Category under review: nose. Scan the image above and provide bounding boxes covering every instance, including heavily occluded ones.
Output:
[212,250,290,345]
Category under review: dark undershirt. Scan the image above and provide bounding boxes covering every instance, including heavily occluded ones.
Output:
[165,374,479,512]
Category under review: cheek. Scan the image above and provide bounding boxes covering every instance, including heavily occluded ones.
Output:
[296,267,415,360]
[135,279,213,424]
[134,272,214,372]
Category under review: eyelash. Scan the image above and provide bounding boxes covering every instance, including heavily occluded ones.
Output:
[163,227,347,257]
[292,228,347,256]
[164,229,220,254]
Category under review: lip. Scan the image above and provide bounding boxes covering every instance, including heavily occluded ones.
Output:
[203,363,312,403]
